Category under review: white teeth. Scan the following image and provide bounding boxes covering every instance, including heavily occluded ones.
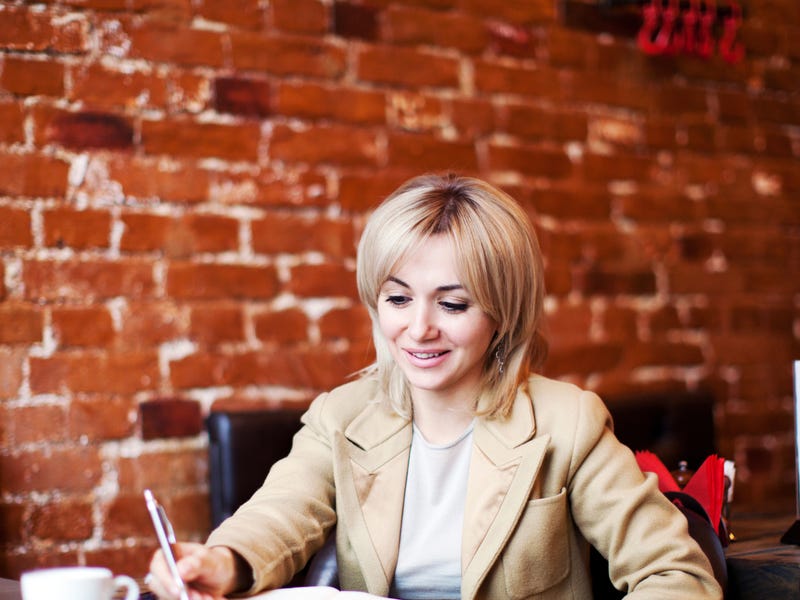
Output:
[412,352,443,359]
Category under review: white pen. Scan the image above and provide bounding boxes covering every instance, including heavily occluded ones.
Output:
[144,489,190,600]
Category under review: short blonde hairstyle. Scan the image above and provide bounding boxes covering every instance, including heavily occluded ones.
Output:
[356,173,547,419]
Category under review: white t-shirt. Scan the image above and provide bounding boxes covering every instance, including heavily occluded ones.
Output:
[389,421,474,600]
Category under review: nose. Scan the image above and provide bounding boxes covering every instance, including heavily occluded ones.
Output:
[407,303,438,341]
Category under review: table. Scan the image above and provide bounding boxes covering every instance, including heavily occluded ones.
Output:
[0,579,19,600]
[725,514,800,599]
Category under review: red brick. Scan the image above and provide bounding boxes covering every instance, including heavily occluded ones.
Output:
[69,64,168,110]
[275,81,386,125]
[23,259,156,301]
[69,395,136,440]
[102,493,151,539]
[0,549,81,580]
[2,404,67,446]
[668,264,745,296]
[0,503,26,544]
[318,306,372,343]
[357,45,460,88]
[39,109,134,150]
[189,303,245,345]
[0,101,24,144]
[52,307,114,347]
[271,0,328,34]
[139,397,202,440]
[214,76,272,118]
[0,152,70,198]
[623,341,704,368]
[461,0,555,23]
[0,206,32,249]
[167,263,279,300]
[332,1,379,40]
[117,448,207,492]
[1,56,64,97]
[730,303,794,333]
[543,341,624,378]
[384,6,487,53]
[169,490,211,540]
[0,6,89,53]
[0,348,24,400]
[170,344,366,391]
[575,264,657,296]
[196,0,265,29]
[210,169,330,208]
[499,103,588,142]
[83,543,156,581]
[617,189,704,222]
[564,72,650,112]
[122,212,241,257]
[126,22,225,67]
[526,185,611,220]
[338,170,412,212]
[287,263,358,299]
[43,208,112,249]
[252,214,355,257]
[142,118,260,161]
[450,97,495,139]
[387,132,478,171]
[0,446,102,494]
[270,123,380,167]
[546,27,595,69]
[118,301,185,349]
[486,143,572,178]
[544,303,592,344]
[29,351,160,395]
[648,306,682,334]
[581,152,654,182]
[30,499,94,542]
[253,308,309,345]
[387,92,446,132]
[109,157,210,203]
[473,59,562,99]
[0,304,43,344]
[231,32,347,78]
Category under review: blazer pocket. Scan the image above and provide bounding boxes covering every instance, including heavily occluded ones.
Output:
[501,488,569,598]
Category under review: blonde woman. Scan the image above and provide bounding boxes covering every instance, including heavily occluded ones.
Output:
[149,174,721,600]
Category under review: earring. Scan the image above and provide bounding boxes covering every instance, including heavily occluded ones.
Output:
[495,344,506,375]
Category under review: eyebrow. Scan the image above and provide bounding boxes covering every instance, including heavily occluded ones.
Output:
[384,276,464,292]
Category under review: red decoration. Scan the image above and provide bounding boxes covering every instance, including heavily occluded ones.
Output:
[636,0,745,63]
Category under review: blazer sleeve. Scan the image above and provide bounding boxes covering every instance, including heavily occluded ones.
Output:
[205,391,338,594]
[565,390,722,599]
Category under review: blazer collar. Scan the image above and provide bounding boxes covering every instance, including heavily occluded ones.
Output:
[337,385,550,600]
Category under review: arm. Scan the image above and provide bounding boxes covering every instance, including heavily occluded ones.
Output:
[566,391,722,599]
[205,392,339,594]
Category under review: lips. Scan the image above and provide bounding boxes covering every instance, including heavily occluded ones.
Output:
[410,351,446,359]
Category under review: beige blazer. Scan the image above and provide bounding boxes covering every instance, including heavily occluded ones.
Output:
[207,375,721,599]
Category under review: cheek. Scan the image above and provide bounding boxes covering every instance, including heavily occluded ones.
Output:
[377,307,403,341]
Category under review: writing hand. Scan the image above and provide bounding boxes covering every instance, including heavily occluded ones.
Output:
[148,542,239,600]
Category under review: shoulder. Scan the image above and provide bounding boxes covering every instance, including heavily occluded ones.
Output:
[304,376,385,428]
[526,374,612,435]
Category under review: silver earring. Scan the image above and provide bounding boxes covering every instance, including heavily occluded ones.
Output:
[495,345,506,375]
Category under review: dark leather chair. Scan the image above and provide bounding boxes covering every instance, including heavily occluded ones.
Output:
[206,390,726,596]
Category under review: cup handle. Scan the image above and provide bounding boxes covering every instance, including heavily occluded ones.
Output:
[113,575,140,600]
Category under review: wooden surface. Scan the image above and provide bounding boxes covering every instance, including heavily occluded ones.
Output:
[725,514,800,600]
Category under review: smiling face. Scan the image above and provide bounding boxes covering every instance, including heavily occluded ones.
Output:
[376,234,497,408]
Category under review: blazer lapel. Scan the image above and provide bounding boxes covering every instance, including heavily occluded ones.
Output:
[461,388,551,600]
[334,401,411,595]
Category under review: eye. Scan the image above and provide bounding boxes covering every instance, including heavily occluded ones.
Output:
[440,300,469,313]
[384,294,410,307]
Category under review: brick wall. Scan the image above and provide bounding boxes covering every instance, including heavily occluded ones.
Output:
[1,0,798,579]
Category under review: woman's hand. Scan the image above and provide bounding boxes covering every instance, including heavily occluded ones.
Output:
[147,543,241,600]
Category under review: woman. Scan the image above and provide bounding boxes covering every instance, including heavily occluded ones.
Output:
[149,174,721,599]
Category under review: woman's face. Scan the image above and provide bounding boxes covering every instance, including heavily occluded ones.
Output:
[376,235,496,407]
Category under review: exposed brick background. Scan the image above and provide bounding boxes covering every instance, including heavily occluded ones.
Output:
[0,0,798,580]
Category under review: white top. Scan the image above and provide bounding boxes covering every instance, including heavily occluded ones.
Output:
[389,421,474,600]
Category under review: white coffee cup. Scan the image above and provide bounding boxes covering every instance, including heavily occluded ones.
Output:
[20,566,139,600]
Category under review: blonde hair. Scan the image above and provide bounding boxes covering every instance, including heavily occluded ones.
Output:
[356,173,547,419]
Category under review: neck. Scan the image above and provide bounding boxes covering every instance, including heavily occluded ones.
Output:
[411,393,475,445]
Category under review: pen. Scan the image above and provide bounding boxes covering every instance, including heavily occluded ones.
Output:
[144,489,190,600]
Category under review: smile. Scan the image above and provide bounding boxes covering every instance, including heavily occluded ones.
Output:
[409,351,446,359]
